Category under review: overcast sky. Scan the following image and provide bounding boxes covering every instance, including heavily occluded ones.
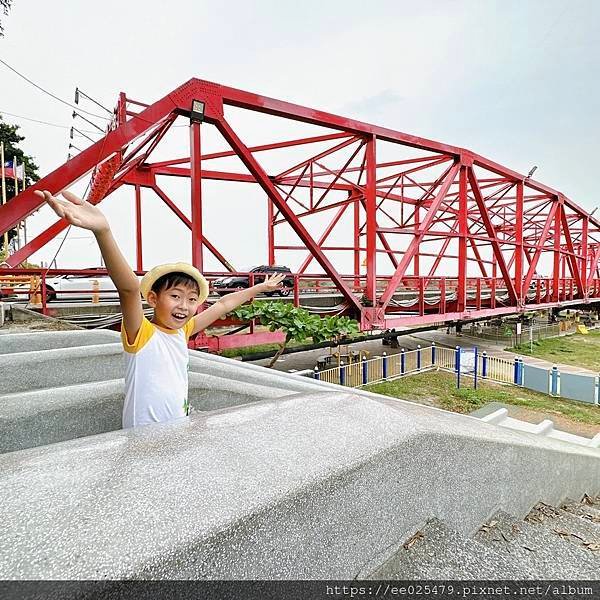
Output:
[0,0,598,274]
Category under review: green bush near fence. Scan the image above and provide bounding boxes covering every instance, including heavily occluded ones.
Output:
[365,371,600,426]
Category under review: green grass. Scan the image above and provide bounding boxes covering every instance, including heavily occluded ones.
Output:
[365,370,600,426]
[508,330,600,371]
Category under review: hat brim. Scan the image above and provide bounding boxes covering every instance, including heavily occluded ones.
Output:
[140,263,209,302]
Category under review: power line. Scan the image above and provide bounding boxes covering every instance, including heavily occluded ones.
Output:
[0,58,110,120]
[0,109,102,134]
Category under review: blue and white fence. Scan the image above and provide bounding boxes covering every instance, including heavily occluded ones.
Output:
[314,344,599,405]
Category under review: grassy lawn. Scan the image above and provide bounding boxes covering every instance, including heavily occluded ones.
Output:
[365,370,600,426]
[508,330,600,371]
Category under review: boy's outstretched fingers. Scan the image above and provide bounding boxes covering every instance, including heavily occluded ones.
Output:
[35,190,66,219]
[62,190,85,205]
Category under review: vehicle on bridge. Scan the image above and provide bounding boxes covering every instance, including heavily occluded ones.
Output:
[213,266,293,297]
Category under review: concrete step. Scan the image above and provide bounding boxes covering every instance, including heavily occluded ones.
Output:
[475,510,599,578]
[0,372,296,454]
[0,329,118,355]
[367,518,530,579]
[525,502,600,556]
[0,343,125,394]
[560,497,600,524]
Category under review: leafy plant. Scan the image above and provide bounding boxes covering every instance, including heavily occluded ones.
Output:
[230,301,359,367]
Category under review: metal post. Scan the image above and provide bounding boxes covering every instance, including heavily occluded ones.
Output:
[513,357,519,385]
[456,346,461,388]
[482,351,488,378]
[340,361,345,386]
[416,345,421,370]
[431,342,436,366]
[313,366,320,381]
[518,358,524,386]
[474,346,478,389]
[551,365,559,396]
[382,352,388,380]
[362,356,368,386]
[400,348,406,375]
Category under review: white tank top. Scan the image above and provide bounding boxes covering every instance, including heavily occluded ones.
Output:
[120,317,195,428]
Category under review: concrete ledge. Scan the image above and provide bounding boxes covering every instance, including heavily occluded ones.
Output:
[0,372,296,454]
[0,329,117,355]
[0,343,125,394]
[0,391,598,579]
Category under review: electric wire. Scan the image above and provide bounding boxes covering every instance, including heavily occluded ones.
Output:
[0,58,111,120]
[0,109,103,134]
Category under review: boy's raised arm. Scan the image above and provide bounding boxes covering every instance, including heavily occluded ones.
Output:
[190,273,285,336]
[35,190,143,341]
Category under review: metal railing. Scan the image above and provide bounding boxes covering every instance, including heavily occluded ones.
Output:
[314,343,517,388]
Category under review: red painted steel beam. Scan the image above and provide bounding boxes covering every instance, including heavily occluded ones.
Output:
[214,115,362,313]
[560,205,585,297]
[365,136,377,302]
[467,167,518,305]
[0,87,182,236]
[152,184,233,272]
[378,163,460,310]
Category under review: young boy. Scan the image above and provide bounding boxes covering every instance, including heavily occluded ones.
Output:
[35,189,285,428]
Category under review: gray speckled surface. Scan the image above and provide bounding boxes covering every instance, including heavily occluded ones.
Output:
[1,390,599,579]
[0,372,296,454]
[475,510,600,578]
[1,329,600,580]
[367,518,532,579]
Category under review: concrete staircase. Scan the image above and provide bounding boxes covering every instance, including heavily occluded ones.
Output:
[1,327,599,579]
[367,496,600,579]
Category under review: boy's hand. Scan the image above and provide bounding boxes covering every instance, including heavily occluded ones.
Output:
[34,190,110,235]
[257,273,286,293]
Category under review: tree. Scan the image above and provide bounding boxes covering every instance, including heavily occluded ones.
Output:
[0,115,40,258]
[0,1,13,37]
[231,301,359,367]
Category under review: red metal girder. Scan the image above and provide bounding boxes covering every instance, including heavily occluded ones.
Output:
[560,208,585,297]
[190,122,203,271]
[297,202,349,273]
[275,136,359,181]
[214,115,362,313]
[365,136,377,302]
[135,184,143,271]
[153,184,233,271]
[457,166,468,312]
[553,203,562,302]
[284,153,449,185]
[267,195,275,265]
[0,87,181,235]
[467,167,518,305]
[5,175,129,267]
[378,163,460,310]
[148,132,353,169]
[514,182,524,304]
[587,245,600,288]
[311,141,365,210]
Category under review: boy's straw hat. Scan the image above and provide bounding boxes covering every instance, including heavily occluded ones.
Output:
[140,262,209,302]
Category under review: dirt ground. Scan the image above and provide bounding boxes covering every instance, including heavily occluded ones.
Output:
[0,319,81,333]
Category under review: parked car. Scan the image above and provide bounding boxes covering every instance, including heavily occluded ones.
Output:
[11,270,123,302]
[212,265,294,296]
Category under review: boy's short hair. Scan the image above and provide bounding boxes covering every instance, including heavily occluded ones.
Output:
[151,272,200,296]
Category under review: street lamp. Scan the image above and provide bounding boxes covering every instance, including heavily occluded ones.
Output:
[190,100,205,123]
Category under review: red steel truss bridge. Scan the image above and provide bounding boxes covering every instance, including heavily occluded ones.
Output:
[1,78,600,343]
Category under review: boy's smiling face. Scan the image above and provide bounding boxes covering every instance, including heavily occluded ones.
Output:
[147,283,199,330]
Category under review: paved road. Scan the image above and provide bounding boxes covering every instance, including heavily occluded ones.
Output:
[251,328,599,375]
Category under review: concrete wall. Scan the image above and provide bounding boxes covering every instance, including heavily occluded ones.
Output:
[0,391,598,579]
